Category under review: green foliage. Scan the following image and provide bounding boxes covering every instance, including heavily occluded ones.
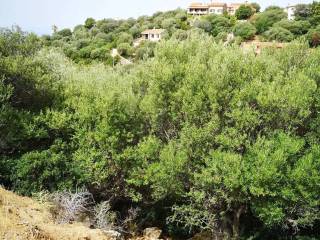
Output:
[13,140,75,194]
[235,5,255,20]
[207,15,232,37]
[117,42,133,57]
[134,41,156,60]
[193,19,212,33]
[310,1,320,26]
[295,4,312,21]
[265,6,282,11]
[307,25,320,47]
[85,17,96,29]
[291,2,320,26]
[263,27,295,42]
[274,19,311,36]
[252,8,287,34]
[117,32,133,45]
[42,9,192,64]
[233,22,257,40]
[251,2,261,13]
[57,28,72,37]
[1,13,320,240]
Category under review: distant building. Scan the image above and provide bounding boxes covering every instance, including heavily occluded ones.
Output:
[141,29,165,42]
[187,2,209,15]
[227,3,242,15]
[133,28,165,47]
[208,3,227,15]
[187,2,249,16]
[285,5,296,20]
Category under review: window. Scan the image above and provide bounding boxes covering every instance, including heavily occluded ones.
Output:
[151,34,154,38]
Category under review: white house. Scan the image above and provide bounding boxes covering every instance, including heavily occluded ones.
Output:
[141,29,165,42]
[285,5,296,20]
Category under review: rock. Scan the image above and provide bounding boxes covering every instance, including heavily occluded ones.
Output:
[189,231,224,240]
[143,227,162,240]
[103,230,122,240]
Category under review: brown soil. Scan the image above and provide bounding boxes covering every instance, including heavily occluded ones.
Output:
[0,187,116,240]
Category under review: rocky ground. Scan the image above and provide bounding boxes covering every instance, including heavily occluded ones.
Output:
[0,187,166,240]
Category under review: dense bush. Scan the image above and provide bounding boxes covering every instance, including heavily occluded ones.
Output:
[307,25,320,47]
[263,26,295,42]
[251,2,261,13]
[235,4,255,20]
[233,22,256,40]
[1,22,320,240]
[274,19,311,36]
[251,8,287,34]
[206,15,233,37]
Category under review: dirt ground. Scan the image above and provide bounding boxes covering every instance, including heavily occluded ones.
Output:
[0,187,118,240]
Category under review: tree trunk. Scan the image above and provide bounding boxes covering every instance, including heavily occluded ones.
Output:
[231,205,245,240]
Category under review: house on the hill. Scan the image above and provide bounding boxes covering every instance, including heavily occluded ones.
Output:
[141,29,165,42]
[187,2,249,16]
[133,28,165,47]
[187,3,209,15]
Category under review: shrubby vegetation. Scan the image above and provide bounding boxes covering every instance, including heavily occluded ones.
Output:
[235,4,255,20]
[42,9,188,65]
[1,25,320,239]
[233,22,257,40]
[263,27,294,42]
[38,1,320,67]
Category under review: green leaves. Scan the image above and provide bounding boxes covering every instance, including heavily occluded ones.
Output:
[1,28,320,238]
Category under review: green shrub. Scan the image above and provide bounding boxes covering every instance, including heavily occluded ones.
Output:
[274,19,311,35]
[85,17,96,29]
[233,22,256,40]
[235,4,255,20]
[263,26,295,42]
[57,28,72,37]
[307,25,320,47]
[251,9,287,34]
[117,42,133,57]
[206,15,232,36]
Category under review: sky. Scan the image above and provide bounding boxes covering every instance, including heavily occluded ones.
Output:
[0,0,313,35]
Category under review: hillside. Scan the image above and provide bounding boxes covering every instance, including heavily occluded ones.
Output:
[1,3,320,239]
[40,2,320,66]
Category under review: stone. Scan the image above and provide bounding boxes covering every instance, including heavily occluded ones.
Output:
[103,230,122,240]
[143,227,162,240]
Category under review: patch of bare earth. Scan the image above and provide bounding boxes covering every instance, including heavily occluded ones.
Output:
[0,187,117,240]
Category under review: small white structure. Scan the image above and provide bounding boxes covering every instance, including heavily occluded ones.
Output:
[141,29,165,42]
[285,5,296,20]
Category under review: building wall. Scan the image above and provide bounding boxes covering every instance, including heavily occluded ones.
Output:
[286,6,296,20]
[187,8,209,15]
[208,6,225,15]
[142,33,162,42]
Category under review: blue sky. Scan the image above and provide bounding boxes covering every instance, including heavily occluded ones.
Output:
[0,0,313,35]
